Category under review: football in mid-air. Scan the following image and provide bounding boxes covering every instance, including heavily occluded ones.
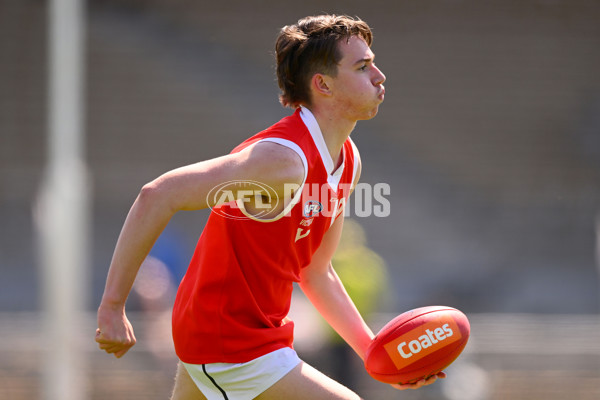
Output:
[364,306,470,384]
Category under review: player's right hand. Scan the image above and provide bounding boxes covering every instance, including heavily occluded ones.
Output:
[95,304,136,358]
[390,372,446,390]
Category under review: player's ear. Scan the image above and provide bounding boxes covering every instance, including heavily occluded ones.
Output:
[311,73,333,97]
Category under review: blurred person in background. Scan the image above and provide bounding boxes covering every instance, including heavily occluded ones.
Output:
[95,14,443,400]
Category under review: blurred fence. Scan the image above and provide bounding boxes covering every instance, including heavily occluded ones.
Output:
[0,312,598,400]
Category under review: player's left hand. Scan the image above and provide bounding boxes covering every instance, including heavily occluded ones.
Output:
[390,371,446,390]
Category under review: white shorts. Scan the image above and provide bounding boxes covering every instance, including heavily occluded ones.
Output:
[182,347,302,400]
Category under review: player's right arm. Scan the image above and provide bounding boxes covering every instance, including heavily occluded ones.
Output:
[96,141,304,358]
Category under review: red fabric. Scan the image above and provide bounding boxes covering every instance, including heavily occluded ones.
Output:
[172,109,356,364]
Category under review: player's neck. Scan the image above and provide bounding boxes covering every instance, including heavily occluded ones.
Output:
[309,106,356,168]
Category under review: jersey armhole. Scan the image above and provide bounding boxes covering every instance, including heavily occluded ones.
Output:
[349,138,360,188]
[236,138,308,223]
[328,139,360,227]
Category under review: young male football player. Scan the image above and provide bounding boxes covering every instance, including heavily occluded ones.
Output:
[96,14,444,400]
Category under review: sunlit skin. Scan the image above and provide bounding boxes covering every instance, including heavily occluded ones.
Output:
[328,35,386,121]
[308,35,386,168]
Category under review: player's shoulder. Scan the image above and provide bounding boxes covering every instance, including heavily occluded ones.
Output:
[248,140,303,168]
[240,140,305,189]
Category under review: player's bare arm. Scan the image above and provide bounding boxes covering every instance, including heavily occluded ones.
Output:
[297,155,444,391]
[153,141,305,212]
[297,148,366,349]
[299,215,375,361]
[96,142,304,357]
[298,213,446,391]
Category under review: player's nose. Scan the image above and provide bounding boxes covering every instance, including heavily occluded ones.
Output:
[373,65,386,86]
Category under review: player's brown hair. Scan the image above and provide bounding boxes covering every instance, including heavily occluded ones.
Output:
[275,15,373,109]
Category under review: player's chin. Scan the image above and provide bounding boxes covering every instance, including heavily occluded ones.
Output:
[359,105,382,121]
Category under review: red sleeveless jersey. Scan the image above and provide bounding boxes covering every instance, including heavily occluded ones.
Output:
[172,108,359,364]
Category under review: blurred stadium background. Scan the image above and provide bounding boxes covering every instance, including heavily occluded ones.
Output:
[1,0,599,399]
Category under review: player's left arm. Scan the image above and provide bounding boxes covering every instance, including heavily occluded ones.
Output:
[299,217,445,391]
[299,152,445,390]
[298,154,373,360]
[299,214,375,361]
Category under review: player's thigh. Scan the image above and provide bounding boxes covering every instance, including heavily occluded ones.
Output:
[256,361,362,400]
[171,362,207,400]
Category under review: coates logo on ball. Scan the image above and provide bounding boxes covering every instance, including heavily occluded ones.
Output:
[383,318,461,369]
[365,306,470,385]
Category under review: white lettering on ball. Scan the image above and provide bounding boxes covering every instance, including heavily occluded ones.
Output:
[396,323,454,359]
